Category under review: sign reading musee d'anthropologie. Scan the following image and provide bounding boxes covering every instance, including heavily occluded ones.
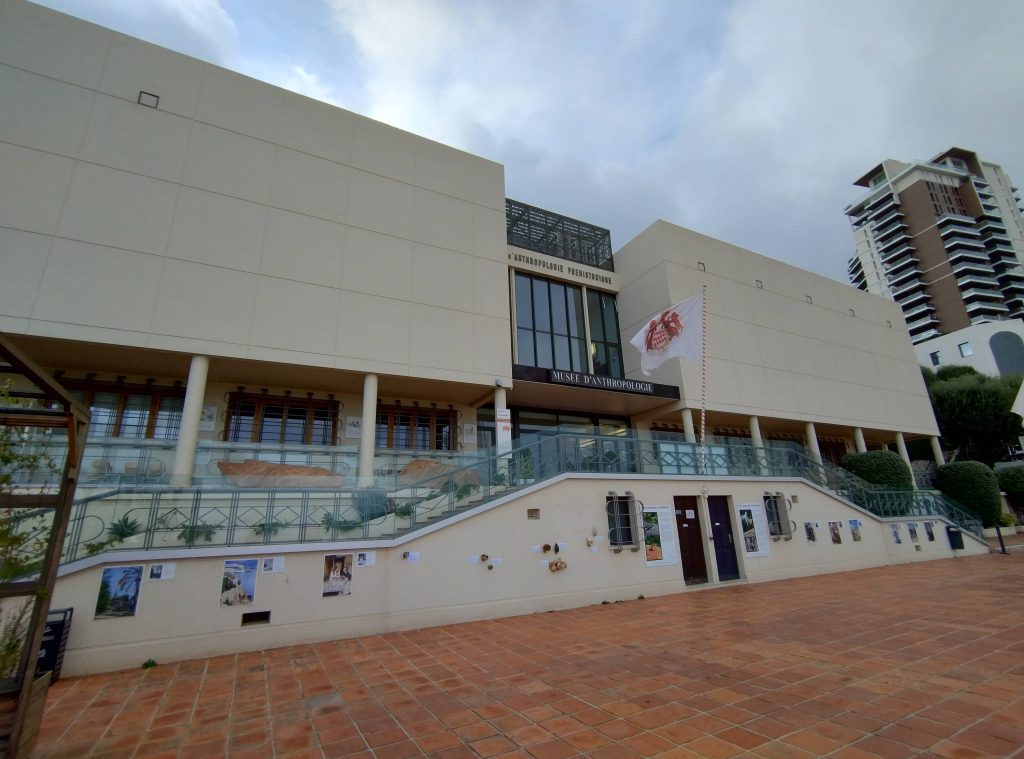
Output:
[548,370,655,395]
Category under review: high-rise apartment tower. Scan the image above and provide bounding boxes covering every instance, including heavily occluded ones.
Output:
[846,148,1024,343]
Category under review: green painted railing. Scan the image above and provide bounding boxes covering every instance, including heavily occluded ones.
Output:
[58,433,982,563]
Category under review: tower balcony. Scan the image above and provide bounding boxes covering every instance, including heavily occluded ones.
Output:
[955,273,1001,290]
[944,236,986,252]
[886,266,922,289]
[895,289,930,309]
[965,299,1010,317]
[879,232,912,254]
[945,250,989,268]
[902,302,936,322]
[885,253,918,275]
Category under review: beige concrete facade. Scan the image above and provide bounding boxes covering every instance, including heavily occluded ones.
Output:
[0,0,511,389]
[0,0,980,681]
[52,474,986,676]
[616,222,937,437]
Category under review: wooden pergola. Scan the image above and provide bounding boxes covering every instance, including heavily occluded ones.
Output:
[0,334,89,758]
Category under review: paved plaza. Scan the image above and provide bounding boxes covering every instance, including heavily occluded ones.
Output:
[33,553,1024,758]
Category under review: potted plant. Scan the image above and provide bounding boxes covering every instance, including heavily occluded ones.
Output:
[177,523,216,547]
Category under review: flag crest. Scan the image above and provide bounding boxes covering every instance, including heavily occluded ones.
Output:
[629,292,704,376]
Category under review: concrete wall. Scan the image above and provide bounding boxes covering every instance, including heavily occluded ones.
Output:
[52,474,985,676]
[614,221,939,435]
[0,0,511,387]
[915,319,1024,377]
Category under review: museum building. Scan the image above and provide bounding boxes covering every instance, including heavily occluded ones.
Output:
[0,0,988,676]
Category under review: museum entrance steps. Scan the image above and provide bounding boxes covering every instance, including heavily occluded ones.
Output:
[54,433,984,565]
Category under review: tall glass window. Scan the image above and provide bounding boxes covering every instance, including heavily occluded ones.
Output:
[225,393,339,445]
[69,384,184,440]
[587,290,624,378]
[514,273,587,372]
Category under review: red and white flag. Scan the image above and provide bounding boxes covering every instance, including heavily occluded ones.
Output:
[629,292,704,375]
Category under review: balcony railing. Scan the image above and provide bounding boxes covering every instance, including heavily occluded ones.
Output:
[506,198,614,272]
[46,433,985,565]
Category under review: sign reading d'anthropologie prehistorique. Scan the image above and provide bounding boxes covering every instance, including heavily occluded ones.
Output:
[548,370,655,395]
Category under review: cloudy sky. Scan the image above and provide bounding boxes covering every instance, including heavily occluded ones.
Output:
[34,0,1024,283]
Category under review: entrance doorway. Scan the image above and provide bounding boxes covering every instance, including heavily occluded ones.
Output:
[673,495,707,585]
[707,496,739,581]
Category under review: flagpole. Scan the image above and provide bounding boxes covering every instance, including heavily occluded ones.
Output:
[699,285,708,473]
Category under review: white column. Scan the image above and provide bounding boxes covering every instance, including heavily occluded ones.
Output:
[749,416,767,475]
[805,421,823,465]
[854,427,867,453]
[170,355,208,486]
[930,436,945,466]
[749,416,763,448]
[495,387,512,454]
[682,409,696,443]
[357,374,378,487]
[895,432,916,490]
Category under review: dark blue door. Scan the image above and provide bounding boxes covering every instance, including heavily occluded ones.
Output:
[708,496,739,581]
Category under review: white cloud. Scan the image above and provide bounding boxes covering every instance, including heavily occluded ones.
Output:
[34,0,1024,284]
[35,0,239,63]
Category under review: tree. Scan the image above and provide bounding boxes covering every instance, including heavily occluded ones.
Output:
[923,369,1022,466]
[936,461,1003,528]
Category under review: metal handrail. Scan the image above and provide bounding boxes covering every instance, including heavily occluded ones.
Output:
[58,433,983,562]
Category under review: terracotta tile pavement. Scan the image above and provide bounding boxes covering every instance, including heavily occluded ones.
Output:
[32,553,1024,758]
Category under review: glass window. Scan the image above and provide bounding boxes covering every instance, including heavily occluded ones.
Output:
[226,393,339,445]
[588,291,624,378]
[375,405,456,451]
[515,273,586,372]
[930,351,941,366]
[69,384,184,440]
[958,342,973,357]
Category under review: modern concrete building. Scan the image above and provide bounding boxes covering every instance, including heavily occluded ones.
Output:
[0,0,988,679]
[846,148,1024,344]
[915,319,1024,377]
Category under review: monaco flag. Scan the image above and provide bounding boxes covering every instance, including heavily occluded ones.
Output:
[629,291,704,375]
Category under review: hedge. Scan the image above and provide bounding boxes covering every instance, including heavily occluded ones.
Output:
[840,451,913,490]
[936,461,1002,528]
[997,465,1024,514]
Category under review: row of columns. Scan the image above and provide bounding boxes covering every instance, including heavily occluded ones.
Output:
[675,409,944,468]
[167,355,946,487]
[168,357,517,487]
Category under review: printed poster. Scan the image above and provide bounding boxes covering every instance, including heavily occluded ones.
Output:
[642,505,678,566]
[849,519,862,542]
[804,522,816,543]
[221,559,258,606]
[95,565,143,619]
[262,556,285,573]
[738,503,770,558]
[323,554,353,596]
[148,562,175,581]
[890,523,902,545]
[829,521,842,544]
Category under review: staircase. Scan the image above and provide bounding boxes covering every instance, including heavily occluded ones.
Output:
[58,434,984,564]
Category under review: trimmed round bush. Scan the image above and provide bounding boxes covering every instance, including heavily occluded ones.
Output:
[936,461,1002,528]
[997,465,1024,514]
[840,450,913,490]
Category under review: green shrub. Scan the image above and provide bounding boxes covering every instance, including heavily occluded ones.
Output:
[936,461,1002,528]
[998,511,1016,528]
[840,451,913,490]
[997,465,1024,513]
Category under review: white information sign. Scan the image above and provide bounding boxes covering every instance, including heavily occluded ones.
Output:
[738,503,770,558]
[642,505,679,566]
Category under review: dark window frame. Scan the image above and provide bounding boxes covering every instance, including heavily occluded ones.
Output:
[514,272,588,373]
[375,405,456,451]
[67,380,184,440]
[224,392,339,446]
